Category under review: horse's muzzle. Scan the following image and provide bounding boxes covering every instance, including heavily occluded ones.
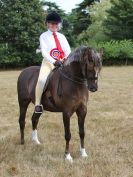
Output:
[88,86,97,92]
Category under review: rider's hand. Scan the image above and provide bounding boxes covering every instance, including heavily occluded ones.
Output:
[54,60,63,67]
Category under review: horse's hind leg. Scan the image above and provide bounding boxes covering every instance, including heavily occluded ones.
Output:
[31,112,42,144]
[18,100,30,144]
[76,105,88,157]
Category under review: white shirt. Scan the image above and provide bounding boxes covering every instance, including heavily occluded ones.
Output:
[39,29,71,64]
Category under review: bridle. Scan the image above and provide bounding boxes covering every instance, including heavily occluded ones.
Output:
[59,67,87,86]
[58,64,98,87]
[57,47,101,86]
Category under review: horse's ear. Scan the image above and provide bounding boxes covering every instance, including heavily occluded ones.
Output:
[98,48,104,58]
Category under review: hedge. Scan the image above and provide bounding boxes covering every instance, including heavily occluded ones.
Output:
[1,40,133,68]
[92,40,133,65]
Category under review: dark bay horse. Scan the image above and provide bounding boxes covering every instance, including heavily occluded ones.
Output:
[17,46,103,162]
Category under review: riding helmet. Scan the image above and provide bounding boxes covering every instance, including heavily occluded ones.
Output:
[46,12,62,23]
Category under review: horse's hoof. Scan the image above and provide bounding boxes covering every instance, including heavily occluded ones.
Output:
[32,139,41,144]
[80,148,88,157]
[64,153,73,163]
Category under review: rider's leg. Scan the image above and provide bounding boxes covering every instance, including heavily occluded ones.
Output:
[35,59,54,113]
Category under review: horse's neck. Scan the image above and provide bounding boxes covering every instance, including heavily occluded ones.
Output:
[64,62,84,78]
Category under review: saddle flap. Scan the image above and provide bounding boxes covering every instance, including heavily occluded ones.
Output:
[43,67,62,96]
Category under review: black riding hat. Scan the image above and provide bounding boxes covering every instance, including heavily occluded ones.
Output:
[46,12,62,23]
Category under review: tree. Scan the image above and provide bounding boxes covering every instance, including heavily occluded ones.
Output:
[0,0,45,67]
[103,0,133,40]
[69,0,101,36]
[78,0,111,45]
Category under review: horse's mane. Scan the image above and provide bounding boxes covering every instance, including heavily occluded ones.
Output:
[64,45,102,72]
[65,46,87,65]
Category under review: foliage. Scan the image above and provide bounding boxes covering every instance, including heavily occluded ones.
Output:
[69,1,101,35]
[103,0,133,39]
[91,40,133,65]
[78,0,111,45]
[0,0,45,68]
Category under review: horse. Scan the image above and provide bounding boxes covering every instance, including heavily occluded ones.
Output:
[17,45,103,162]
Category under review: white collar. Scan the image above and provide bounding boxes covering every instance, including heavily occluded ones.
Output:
[47,29,57,35]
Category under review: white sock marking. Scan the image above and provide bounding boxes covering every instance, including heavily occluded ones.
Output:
[32,129,40,144]
[80,148,88,157]
[64,153,73,163]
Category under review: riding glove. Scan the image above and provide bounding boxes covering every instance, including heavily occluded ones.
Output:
[54,60,63,67]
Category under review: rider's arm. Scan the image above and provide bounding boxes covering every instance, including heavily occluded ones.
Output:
[62,35,71,58]
[39,35,55,64]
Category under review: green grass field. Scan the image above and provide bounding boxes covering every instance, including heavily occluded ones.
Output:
[0,67,133,177]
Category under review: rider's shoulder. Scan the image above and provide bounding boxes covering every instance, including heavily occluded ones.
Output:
[40,31,66,39]
[39,31,48,39]
[56,32,66,39]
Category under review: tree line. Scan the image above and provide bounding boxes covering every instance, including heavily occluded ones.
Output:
[0,0,133,68]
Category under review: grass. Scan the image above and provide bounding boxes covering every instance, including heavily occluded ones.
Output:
[0,66,133,177]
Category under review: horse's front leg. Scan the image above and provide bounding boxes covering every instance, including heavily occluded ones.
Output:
[76,105,88,157]
[63,111,73,163]
[31,112,42,144]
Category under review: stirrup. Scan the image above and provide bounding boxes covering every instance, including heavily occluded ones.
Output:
[35,105,43,114]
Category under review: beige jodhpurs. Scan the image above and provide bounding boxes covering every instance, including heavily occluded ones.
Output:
[35,59,54,106]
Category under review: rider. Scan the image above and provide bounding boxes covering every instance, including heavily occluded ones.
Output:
[35,12,71,113]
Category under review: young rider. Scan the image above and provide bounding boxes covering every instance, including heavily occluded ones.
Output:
[35,12,71,113]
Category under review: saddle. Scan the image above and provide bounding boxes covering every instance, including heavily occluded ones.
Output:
[43,66,63,97]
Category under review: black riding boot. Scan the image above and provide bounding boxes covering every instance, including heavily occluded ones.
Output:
[35,105,43,113]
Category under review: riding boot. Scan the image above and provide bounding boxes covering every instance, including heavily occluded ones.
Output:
[35,105,43,114]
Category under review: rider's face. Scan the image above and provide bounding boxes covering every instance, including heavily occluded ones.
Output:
[47,22,59,32]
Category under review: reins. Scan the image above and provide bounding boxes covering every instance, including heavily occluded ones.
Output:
[58,66,88,86]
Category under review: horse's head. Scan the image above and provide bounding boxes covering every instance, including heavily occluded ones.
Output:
[64,46,103,92]
[81,46,103,92]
